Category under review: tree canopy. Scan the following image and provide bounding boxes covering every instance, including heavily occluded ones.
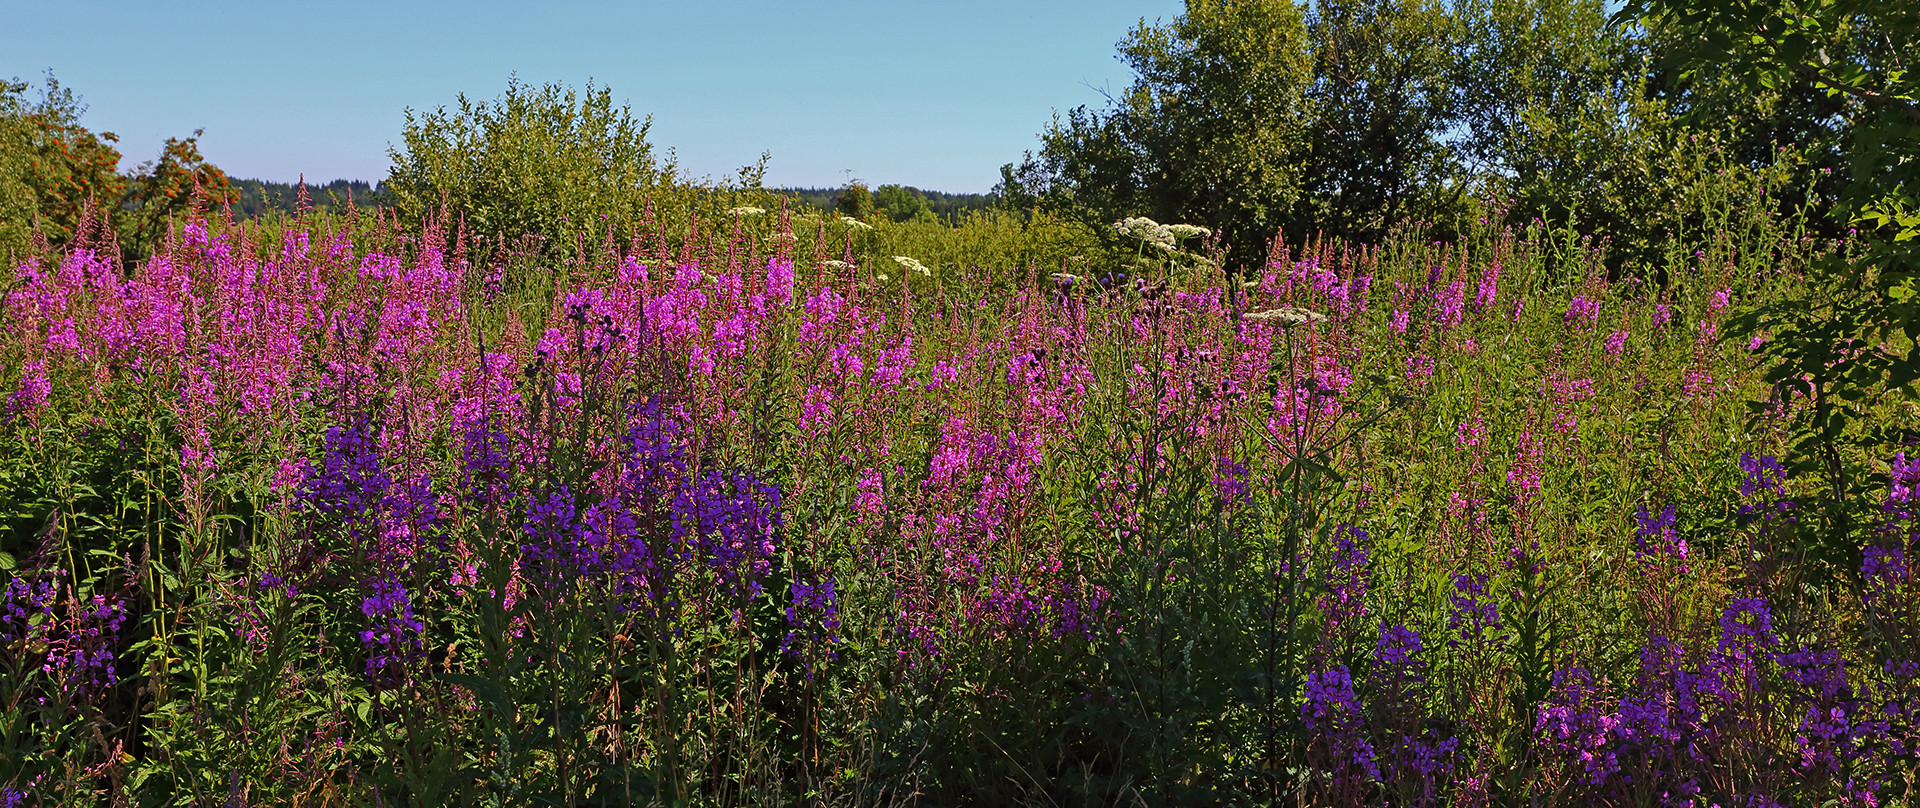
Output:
[0,73,234,263]
[385,76,687,259]
[1000,0,1824,276]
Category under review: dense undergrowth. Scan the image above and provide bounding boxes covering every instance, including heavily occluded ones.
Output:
[1,178,1917,807]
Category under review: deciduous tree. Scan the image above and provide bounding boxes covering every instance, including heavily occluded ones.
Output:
[385,76,681,258]
[1002,0,1315,273]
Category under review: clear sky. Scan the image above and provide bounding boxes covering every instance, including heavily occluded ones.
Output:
[4,1,1184,194]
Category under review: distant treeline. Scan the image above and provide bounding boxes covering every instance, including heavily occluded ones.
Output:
[226,178,385,218]
[771,186,994,221]
[224,180,988,223]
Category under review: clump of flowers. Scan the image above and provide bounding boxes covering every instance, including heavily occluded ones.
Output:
[891,255,932,277]
[1115,216,1178,251]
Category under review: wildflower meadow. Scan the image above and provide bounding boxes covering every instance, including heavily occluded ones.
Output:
[1,161,1915,807]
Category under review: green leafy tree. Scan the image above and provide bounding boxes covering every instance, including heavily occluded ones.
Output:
[833,179,875,220]
[1300,0,1467,239]
[1006,0,1660,269]
[0,73,234,262]
[0,80,37,262]
[120,131,237,256]
[16,74,126,247]
[386,77,680,257]
[872,184,934,222]
[1003,0,1316,272]
[1446,0,1852,276]
[1454,0,1664,252]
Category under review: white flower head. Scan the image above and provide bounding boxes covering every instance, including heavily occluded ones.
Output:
[891,255,932,276]
[875,272,890,282]
[1243,306,1327,326]
[1166,223,1211,240]
[1115,216,1177,251]
[822,260,855,271]
[838,215,873,231]
[769,232,798,242]
[728,206,767,217]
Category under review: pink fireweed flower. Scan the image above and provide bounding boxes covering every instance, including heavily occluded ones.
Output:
[1404,354,1435,387]
[799,384,835,434]
[642,264,710,348]
[1455,417,1485,449]
[1888,453,1920,508]
[870,338,913,391]
[44,318,80,359]
[1390,309,1410,334]
[177,365,221,478]
[855,468,885,518]
[1606,329,1627,357]
[1564,296,1600,326]
[271,456,309,496]
[1437,280,1465,329]
[798,287,845,347]
[4,360,51,423]
[1476,263,1500,309]
[1683,368,1715,398]
[927,358,963,391]
[1508,430,1543,505]
[1550,376,1596,402]
[765,257,795,308]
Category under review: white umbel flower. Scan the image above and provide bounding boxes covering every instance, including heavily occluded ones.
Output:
[728,206,767,217]
[891,255,932,277]
[838,216,873,231]
[1115,216,1177,251]
[1243,306,1327,325]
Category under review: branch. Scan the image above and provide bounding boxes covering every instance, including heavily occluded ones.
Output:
[1745,20,1920,127]
[1792,62,1920,127]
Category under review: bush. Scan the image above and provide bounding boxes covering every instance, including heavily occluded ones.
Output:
[385,76,698,260]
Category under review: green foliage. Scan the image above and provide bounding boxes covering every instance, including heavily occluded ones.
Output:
[778,185,993,220]
[847,207,1108,285]
[1452,0,1705,272]
[871,183,934,223]
[831,179,875,220]
[10,74,127,250]
[1005,0,1837,281]
[0,81,36,263]
[8,183,1908,803]
[385,76,689,259]
[1634,0,1920,563]
[1301,0,1467,239]
[119,131,238,257]
[0,73,236,264]
[1003,0,1315,272]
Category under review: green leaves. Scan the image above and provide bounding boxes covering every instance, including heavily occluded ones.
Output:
[385,77,682,262]
[1009,0,1315,272]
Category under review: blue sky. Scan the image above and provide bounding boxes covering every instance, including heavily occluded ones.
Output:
[4,1,1183,193]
